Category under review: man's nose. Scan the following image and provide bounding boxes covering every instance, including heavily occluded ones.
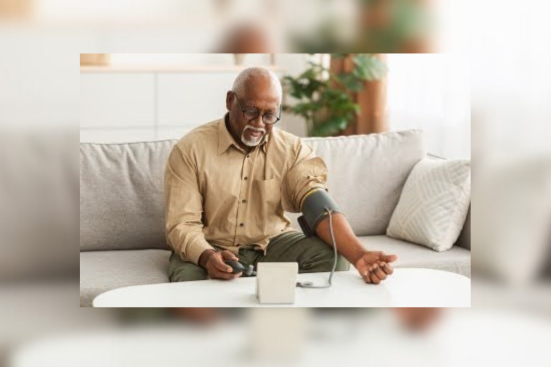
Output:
[250,114,265,128]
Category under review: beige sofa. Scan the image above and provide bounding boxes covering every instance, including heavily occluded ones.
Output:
[80,130,471,307]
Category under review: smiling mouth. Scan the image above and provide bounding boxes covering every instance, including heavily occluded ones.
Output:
[247,130,264,137]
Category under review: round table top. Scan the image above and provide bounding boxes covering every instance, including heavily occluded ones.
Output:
[93,268,470,307]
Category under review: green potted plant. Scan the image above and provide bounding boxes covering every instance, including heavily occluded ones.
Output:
[282,54,387,137]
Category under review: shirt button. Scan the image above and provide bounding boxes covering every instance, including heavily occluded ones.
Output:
[240,223,244,227]
[246,154,250,158]
[244,176,248,180]
[242,199,247,203]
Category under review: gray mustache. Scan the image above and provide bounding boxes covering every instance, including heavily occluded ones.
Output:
[244,126,266,134]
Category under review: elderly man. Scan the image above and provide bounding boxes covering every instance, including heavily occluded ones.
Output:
[164,67,396,284]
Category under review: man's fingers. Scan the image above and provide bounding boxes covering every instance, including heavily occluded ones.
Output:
[363,271,372,283]
[381,254,398,263]
[226,272,242,280]
[357,254,395,284]
[373,265,387,281]
[369,265,381,284]
[221,250,239,261]
[211,257,233,273]
[213,270,242,280]
[228,272,242,280]
[379,261,394,275]
[358,264,371,283]
[356,262,367,275]
[357,262,371,283]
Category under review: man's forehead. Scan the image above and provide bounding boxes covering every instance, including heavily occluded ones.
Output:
[242,85,280,103]
[241,98,280,111]
[240,89,280,105]
[243,78,279,94]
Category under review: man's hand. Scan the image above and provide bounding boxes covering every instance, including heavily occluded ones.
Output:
[199,249,243,280]
[314,212,397,284]
[355,251,397,284]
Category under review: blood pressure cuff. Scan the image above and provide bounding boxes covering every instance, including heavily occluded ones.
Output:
[298,189,342,236]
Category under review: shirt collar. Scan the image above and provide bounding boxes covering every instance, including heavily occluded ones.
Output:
[217,114,270,155]
[217,115,235,155]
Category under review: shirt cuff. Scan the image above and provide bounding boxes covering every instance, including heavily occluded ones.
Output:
[186,240,214,266]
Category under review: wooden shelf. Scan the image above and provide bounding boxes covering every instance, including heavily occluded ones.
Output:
[80,65,285,73]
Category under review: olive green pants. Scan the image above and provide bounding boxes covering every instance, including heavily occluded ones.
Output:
[168,231,350,282]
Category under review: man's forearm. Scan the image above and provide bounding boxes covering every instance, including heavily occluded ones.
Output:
[315,213,365,264]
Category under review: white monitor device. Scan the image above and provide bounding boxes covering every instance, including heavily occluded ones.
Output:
[256,262,299,304]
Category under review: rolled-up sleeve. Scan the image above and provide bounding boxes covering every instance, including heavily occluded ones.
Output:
[164,145,213,265]
[281,141,329,213]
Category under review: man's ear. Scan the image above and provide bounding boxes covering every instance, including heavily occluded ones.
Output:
[226,91,233,111]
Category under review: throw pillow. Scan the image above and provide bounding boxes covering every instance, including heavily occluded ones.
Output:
[386,158,471,251]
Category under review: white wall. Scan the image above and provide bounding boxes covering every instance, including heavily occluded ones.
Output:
[79,53,311,143]
[0,31,469,154]
[386,54,471,159]
[0,26,89,127]
[80,69,238,142]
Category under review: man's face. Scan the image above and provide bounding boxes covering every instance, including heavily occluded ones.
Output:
[226,76,280,148]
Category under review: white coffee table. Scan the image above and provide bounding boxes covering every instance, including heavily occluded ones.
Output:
[93,268,470,307]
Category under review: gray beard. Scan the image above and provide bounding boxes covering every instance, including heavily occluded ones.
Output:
[241,127,266,147]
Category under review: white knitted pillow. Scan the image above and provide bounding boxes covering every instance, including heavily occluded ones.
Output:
[386,158,471,251]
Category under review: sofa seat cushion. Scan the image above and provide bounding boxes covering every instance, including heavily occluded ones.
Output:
[357,235,471,278]
[80,249,171,307]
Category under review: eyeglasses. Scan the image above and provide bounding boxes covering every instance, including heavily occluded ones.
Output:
[234,94,281,125]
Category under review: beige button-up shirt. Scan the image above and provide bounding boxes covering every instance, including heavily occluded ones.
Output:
[164,115,329,265]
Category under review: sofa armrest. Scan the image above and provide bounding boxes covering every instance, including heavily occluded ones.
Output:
[454,206,471,250]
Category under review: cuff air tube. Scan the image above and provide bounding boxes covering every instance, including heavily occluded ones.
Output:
[297,189,342,236]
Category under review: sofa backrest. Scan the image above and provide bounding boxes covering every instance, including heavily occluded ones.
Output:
[291,130,425,235]
[80,130,425,251]
[80,140,176,251]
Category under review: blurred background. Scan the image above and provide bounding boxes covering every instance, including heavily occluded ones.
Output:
[79,53,470,159]
[0,0,436,52]
[2,0,551,366]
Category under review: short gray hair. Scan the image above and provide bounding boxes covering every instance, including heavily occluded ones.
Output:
[231,67,282,103]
